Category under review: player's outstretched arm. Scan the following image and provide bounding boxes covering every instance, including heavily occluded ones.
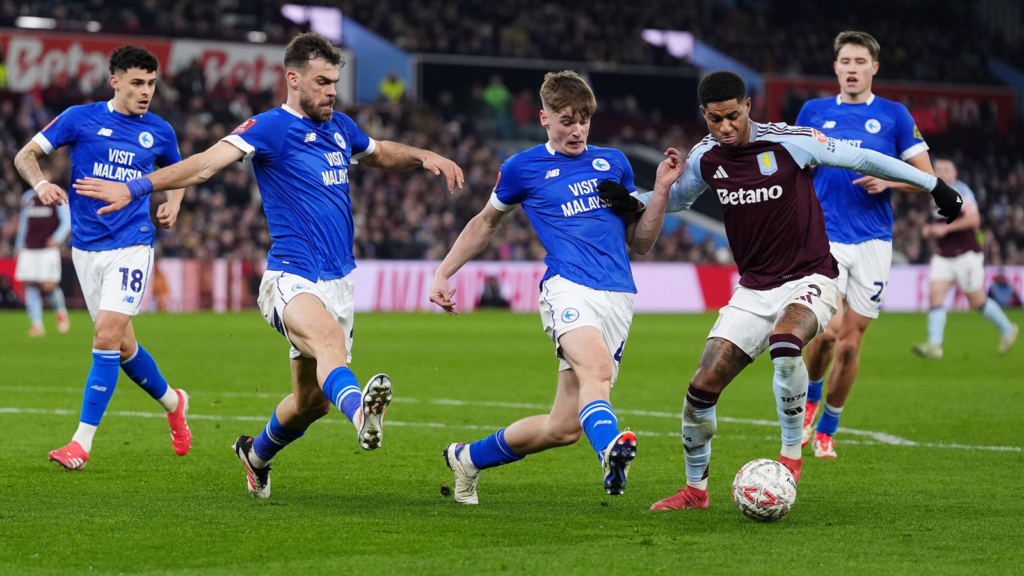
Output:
[73,142,245,215]
[359,140,464,193]
[14,141,68,207]
[628,148,684,255]
[429,203,510,315]
[804,137,962,223]
[853,150,934,195]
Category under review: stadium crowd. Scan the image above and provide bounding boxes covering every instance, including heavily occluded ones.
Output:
[5,0,1017,83]
[3,81,1023,274]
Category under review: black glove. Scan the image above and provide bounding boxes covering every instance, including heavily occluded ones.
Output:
[930,179,963,224]
[597,180,641,214]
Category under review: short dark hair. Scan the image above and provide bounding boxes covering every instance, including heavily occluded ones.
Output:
[284,32,344,71]
[539,70,597,120]
[109,45,159,75]
[698,71,746,106]
[834,31,880,61]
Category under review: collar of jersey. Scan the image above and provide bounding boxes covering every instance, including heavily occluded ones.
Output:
[835,93,875,106]
[106,100,145,119]
[545,142,588,157]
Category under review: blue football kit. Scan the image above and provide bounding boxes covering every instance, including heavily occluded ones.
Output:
[222,104,375,283]
[490,142,637,293]
[32,100,182,460]
[796,94,928,243]
[33,100,181,251]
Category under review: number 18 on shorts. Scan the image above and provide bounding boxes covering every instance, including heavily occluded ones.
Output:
[71,245,154,320]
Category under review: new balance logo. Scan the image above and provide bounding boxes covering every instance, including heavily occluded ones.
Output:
[97,128,113,137]
[713,166,728,179]
[822,121,836,129]
[545,169,560,179]
[304,132,317,142]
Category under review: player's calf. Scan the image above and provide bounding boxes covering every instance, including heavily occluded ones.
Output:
[443,429,523,504]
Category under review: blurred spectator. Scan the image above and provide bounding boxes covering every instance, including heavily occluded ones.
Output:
[482,75,513,139]
[478,275,510,308]
[988,274,1023,308]
[378,70,407,104]
[0,274,21,308]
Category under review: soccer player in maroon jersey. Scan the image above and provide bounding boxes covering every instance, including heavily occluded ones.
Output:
[14,179,71,337]
[600,71,962,510]
[913,159,1017,359]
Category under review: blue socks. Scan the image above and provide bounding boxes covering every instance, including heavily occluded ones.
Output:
[816,403,843,436]
[579,400,620,459]
[25,285,42,325]
[79,350,121,425]
[928,307,947,346]
[252,411,305,463]
[467,429,523,470]
[980,298,1014,336]
[321,366,361,423]
[120,345,169,401]
[807,378,824,403]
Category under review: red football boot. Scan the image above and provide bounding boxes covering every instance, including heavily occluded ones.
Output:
[650,485,710,510]
[779,454,802,483]
[167,389,192,456]
[49,441,89,470]
[802,400,819,447]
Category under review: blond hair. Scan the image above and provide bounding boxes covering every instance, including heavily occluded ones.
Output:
[539,70,597,119]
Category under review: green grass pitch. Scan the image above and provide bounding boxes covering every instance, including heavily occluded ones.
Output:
[1,309,1022,575]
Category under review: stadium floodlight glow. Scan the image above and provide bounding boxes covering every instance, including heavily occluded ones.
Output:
[15,16,57,29]
[281,4,342,44]
[248,31,267,43]
[642,29,695,62]
[86,21,101,32]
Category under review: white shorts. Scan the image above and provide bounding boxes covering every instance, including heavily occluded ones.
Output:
[539,275,634,384]
[15,247,61,283]
[709,274,840,360]
[930,251,985,294]
[71,245,153,320]
[830,239,892,319]
[258,270,355,361]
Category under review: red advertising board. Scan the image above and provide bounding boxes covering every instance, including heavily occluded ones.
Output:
[0,30,354,102]
[764,76,1018,133]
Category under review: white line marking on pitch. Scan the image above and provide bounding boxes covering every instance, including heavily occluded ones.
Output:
[1,386,1019,453]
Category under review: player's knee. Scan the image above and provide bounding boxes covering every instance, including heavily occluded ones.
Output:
[689,373,725,395]
[93,324,122,350]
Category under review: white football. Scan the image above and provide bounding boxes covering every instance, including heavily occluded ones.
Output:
[731,459,797,523]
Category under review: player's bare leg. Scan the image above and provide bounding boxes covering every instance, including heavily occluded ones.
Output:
[282,293,391,450]
[559,327,637,495]
[812,306,872,458]
[39,280,70,334]
[651,337,750,510]
[769,304,820,482]
[503,370,583,455]
[802,299,844,445]
[914,280,954,360]
[23,281,46,337]
[445,370,584,505]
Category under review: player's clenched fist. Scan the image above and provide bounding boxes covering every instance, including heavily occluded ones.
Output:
[429,274,458,316]
[597,181,639,214]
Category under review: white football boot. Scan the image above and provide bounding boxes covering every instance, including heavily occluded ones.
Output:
[443,443,479,505]
[357,374,392,450]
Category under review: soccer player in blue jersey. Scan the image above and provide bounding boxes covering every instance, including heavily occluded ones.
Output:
[429,71,681,503]
[15,46,192,470]
[76,33,464,498]
[796,31,937,459]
